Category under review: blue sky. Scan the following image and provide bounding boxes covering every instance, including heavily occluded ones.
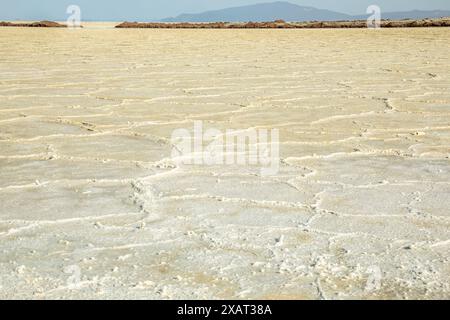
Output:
[1,0,449,21]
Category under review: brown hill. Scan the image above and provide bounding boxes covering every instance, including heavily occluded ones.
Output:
[0,21,67,28]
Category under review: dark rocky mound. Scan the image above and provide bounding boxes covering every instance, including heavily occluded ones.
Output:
[0,21,67,28]
[116,18,450,29]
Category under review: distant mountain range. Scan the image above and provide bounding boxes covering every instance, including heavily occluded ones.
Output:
[161,1,450,22]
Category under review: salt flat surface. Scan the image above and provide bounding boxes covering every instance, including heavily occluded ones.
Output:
[0,26,449,299]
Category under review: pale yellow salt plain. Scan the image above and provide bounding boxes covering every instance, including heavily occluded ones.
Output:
[0,24,449,299]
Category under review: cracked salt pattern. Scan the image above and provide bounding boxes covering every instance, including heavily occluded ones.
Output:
[0,25,449,299]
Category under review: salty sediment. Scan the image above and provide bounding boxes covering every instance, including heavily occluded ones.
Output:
[0,25,449,299]
[116,18,450,28]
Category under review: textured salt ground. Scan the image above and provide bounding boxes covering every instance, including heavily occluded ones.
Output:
[0,25,449,299]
